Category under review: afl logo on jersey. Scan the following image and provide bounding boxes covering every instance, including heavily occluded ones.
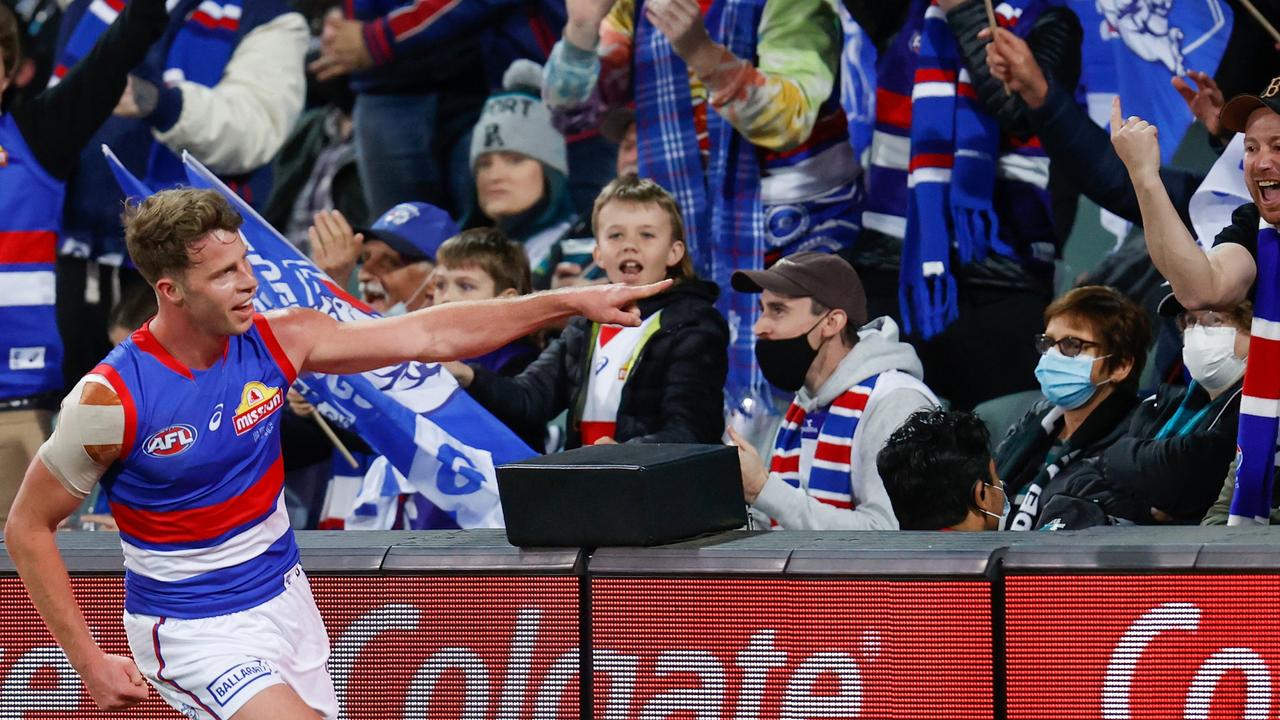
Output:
[144,424,198,458]
[233,381,284,435]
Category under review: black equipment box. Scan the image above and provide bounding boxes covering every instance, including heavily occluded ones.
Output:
[497,443,746,547]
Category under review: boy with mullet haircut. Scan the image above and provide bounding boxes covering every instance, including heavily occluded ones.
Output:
[5,187,667,718]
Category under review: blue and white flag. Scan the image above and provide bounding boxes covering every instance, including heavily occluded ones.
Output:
[102,146,535,528]
[1072,0,1232,163]
[835,1,877,163]
[1190,133,1249,247]
[103,145,155,203]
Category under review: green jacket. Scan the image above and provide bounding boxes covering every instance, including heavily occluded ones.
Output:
[1201,454,1280,525]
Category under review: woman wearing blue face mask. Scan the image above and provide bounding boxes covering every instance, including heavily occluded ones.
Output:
[993,286,1151,531]
[1028,295,1251,530]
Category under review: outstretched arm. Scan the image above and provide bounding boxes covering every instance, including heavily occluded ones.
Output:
[985,26,1201,227]
[270,280,671,375]
[1110,97,1256,309]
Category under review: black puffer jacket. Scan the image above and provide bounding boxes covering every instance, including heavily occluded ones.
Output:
[995,389,1137,530]
[1057,382,1242,524]
[465,280,729,450]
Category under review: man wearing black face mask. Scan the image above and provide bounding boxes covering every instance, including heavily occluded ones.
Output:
[727,253,939,530]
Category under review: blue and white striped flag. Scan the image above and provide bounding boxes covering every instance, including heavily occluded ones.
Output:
[102,146,535,528]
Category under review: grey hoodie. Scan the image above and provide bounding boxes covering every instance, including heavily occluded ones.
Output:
[752,317,938,530]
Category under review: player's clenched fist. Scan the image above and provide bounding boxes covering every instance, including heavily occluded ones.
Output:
[82,653,149,711]
[1110,96,1162,182]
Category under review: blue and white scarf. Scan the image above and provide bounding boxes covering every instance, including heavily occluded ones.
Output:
[867,0,1046,338]
[1230,221,1280,525]
[634,0,768,407]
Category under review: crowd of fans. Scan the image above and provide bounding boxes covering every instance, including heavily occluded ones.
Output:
[0,0,1278,535]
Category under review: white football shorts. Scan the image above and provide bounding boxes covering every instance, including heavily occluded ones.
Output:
[124,563,338,719]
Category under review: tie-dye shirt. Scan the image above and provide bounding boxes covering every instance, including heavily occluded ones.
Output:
[544,0,841,154]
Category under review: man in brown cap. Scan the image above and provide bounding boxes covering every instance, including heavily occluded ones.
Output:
[726,253,938,530]
[1112,75,1280,308]
[1114,75,1280,525]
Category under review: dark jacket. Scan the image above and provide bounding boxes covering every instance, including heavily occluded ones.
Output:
[1028,79,1204,232]
[465,279,730,449]
[263,108,369,233]
[465,338,544,450]
[1061,382,1242,524]
[995,389,1138,530]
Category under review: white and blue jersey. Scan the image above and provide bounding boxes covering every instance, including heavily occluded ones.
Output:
[95,314,298,619]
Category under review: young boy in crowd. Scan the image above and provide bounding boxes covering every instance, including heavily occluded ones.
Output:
[446,175,729,448]
[545,0,860,421]
[433,228,546,451]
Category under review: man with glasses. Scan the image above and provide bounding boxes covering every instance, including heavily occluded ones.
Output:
[877,409,1007,531]
[994,286,1151,530]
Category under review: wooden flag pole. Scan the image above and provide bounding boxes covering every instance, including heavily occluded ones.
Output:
[1238,0,1280,46]
[983,0,1012,95]
[313,412,360,469]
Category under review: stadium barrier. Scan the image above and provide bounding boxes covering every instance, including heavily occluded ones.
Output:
[1,527,1278,718]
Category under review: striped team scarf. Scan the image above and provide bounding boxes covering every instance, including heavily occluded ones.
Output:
[866,0,1046,338]
[634,0,769,408]
[52,0,242,187]
[1229,221,1280,525]
[766,375,878,525]
[50,0,126,85]
[147,0,242,186]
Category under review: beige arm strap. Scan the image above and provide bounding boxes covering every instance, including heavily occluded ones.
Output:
[37,375,124,500]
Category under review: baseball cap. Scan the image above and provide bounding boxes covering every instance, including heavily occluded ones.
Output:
[731,252,868,328]
[356,202,459,263]
[1220,75,1280,134]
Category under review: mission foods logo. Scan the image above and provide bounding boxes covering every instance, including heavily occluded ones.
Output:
[233,381,283,435]
[143,424,197,457]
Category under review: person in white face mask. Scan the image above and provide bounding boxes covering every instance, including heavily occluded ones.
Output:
[1033,292,1249,530]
